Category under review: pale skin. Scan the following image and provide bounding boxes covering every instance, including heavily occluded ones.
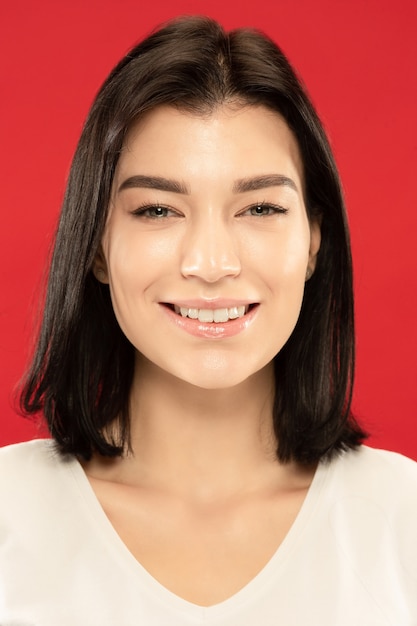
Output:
[85,103,321,606]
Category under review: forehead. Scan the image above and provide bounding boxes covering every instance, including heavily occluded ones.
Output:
[115,104,304,190]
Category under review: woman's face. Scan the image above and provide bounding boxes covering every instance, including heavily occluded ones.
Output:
[96,104,320,389]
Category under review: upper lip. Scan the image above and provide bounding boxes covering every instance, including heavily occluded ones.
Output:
[162,299,258,309]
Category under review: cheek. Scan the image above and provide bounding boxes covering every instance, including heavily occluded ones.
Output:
[103,228,182,343]
[247,227,310,286]
[106,228,175,289]
[104,235,150,329]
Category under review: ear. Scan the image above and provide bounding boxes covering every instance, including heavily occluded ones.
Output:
[306,218,321,280]
[92,246,109,284]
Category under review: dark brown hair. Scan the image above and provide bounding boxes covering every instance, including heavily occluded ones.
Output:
[20,16,367,463]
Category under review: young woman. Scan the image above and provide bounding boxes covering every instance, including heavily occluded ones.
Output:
[1,16,416,625]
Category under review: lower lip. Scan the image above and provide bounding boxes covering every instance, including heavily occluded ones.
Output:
[160,305,259,339]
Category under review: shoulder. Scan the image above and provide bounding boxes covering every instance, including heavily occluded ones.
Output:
[0,438,84,551]
[0,438,59,471]
[300,447,417,618]
[328,445,417,515]
[333,444,417,493]
[0,438,72,501]
[326,445,417,573]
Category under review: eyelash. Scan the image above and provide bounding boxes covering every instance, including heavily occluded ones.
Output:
[131,201,288,219]
[240,202,288,217]
[132,204,177,219]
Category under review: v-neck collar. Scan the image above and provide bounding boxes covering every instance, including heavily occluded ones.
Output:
[66,447,331,620]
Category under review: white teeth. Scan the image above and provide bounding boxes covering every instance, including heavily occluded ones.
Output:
[175,305,248,322]
[213,308,229,323]
[228,306,239,319]
[198,309,214,323]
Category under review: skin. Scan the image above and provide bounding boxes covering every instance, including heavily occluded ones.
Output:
[86,104,321,606]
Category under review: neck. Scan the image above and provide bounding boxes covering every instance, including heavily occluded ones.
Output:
[113,357,283,500]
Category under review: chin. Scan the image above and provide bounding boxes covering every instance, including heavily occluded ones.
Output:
[182,374,247,391]
[173,355,274,391]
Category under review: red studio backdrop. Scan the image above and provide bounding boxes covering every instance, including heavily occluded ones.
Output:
[1,0,416,458]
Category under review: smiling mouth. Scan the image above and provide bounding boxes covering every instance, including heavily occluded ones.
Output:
[163,304,257,323]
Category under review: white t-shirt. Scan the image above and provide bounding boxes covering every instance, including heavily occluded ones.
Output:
[0,439,416,625]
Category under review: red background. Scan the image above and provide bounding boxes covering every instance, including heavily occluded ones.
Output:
[1,0,416,458]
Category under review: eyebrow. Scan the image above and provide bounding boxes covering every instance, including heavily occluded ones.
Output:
[118,175,189,194]
[233,174,298,194]
[117,173,298,195]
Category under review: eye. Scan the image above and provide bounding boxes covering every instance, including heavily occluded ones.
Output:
[242,202,288,217]
[132,204,177,219]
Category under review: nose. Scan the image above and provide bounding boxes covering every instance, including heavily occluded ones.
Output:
[180,215,241,283]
